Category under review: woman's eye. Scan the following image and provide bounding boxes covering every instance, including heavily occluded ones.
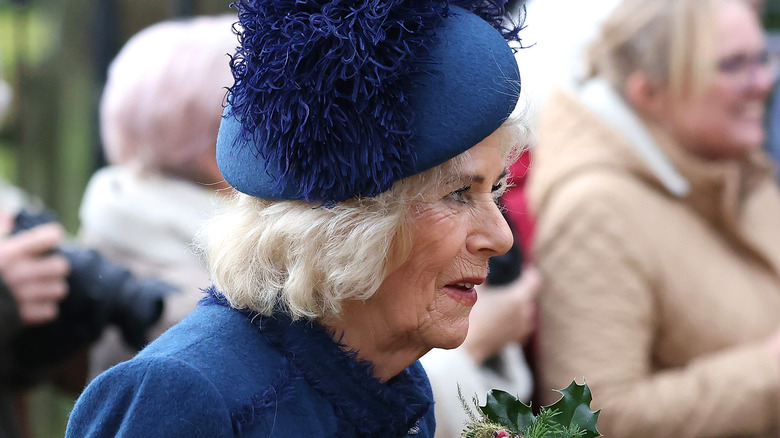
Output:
[490,183,503,203]
[446,185,471,203]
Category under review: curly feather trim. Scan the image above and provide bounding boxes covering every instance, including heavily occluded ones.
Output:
[226,0,522,203]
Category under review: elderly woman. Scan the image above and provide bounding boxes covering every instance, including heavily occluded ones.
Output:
[529,0,780,437]
[65,1,523,436]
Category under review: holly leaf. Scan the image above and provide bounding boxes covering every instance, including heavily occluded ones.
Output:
[479,389,536,431]
[546,381,601,438]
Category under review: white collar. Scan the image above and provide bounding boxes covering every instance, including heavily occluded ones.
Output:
[576,78,690,197]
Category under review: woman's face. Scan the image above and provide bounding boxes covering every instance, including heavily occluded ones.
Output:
[367,129,514,353]
[661,0,774,160]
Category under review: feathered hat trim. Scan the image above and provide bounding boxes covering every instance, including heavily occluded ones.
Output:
[217,0,523,204]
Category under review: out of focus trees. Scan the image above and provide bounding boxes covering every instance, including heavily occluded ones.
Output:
[0,0,232,232]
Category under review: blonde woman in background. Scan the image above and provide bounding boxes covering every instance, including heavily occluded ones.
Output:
[529,0,780,436]
[79,15,235,379]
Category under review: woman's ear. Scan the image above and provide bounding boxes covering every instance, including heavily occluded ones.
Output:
[624,71,667,120]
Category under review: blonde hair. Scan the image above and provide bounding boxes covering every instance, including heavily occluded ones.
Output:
[100,15,237,181]
[585,0,723,101]
[199,123,523,321]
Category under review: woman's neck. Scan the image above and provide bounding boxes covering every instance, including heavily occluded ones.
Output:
[321,303,430,383]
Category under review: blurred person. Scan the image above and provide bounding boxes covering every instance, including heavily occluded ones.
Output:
[0,184,68,438]
[0,188,175,438]
[0,49,174,438]
[79,14,236,380]
[65,0,526,436]
[528,0,780,436]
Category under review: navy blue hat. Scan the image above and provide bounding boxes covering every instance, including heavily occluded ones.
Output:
[217,1,522,204]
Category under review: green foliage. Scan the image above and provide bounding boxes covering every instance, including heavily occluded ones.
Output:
[523,408,565,438]
[461,381,601,438]
[481,389,536,431]
[545,381,600,438]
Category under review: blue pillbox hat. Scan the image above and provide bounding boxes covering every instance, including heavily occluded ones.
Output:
[217,1,522,204]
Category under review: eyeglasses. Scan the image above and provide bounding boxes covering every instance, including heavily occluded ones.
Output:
[717,49,780,86]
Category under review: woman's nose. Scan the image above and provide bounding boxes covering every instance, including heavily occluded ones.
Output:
[467,202,514,258]
[747,53,778,97]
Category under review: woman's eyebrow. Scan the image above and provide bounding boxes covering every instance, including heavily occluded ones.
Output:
[482,168,509,185]
[444,168,509,185]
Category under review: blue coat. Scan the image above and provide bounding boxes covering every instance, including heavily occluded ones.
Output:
[66,289,435,437]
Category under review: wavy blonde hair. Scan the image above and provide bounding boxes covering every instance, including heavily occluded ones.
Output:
[584,0,723,101]
[199,122,523,320]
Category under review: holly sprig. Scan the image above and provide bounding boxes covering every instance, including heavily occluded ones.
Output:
[460,381,601,438]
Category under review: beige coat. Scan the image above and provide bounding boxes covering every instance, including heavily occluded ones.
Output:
[528,83,780,438]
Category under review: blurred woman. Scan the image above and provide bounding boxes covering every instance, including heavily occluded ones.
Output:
[65,0,524,436]
[529,0,780,436]
[80,14,236,380]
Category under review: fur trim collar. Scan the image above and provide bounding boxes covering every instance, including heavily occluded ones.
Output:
[201,287,432,437]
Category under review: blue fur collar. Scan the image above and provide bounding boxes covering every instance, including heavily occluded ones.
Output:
[201,286,432,437]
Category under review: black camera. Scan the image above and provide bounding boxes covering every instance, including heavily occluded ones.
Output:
[6,208,176,385]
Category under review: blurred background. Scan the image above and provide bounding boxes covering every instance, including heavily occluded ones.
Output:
[0,0,232,235]
[0,0,779,437]
[1,2,779,239]
[0,2,232,436]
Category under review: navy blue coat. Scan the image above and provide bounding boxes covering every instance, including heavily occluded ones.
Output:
[66,289,435,437]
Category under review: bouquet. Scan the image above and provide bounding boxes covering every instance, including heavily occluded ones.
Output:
[459,381,601,438]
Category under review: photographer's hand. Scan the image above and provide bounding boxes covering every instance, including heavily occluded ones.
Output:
[0,214,70,325]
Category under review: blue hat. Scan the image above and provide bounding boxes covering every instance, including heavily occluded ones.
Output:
[217,1,522,204]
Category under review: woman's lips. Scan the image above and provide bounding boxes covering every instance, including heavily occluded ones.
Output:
[443,285,478,306]
[443,278,484,306]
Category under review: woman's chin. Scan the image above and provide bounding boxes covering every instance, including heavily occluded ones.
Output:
[423,288,476,350]
[432,319,471,350]
[436,331,470,350]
